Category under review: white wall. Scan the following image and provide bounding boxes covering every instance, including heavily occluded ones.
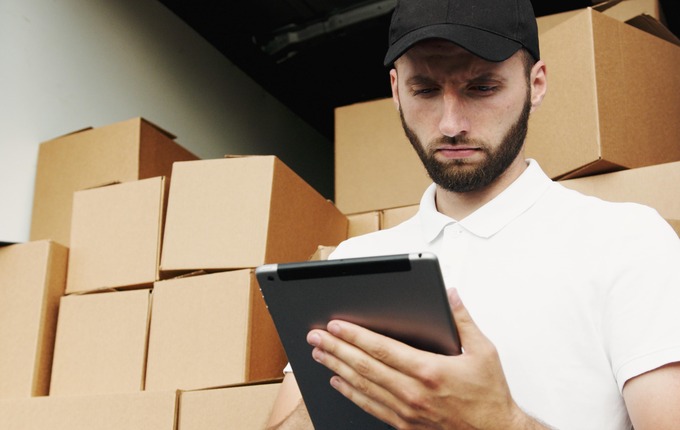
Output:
[0,0,333,243]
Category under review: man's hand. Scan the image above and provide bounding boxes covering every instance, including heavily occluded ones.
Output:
[306,288,549,429]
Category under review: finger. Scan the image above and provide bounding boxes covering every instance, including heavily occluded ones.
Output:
[309,327,406,393]
[326,320,433,373]
[321,320,449,399]
[447,288,490,352]
[308,329,407,423]
[329,374,406,429]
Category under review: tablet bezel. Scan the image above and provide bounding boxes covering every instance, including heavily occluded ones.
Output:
[256,252,461,429]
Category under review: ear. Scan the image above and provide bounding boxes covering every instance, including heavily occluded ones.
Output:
[529,60,547,113]
[390,68,401,111]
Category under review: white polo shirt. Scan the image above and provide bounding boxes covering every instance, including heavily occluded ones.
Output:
[329,160,680,430]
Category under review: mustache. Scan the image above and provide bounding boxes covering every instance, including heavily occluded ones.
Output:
[433,135,488,149]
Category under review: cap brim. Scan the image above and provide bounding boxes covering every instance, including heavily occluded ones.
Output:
[384,24,522,66]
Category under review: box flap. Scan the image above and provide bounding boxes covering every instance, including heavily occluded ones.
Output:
[556,159,626,180]
[42,126,94,142]
[625,14,680,46]
[138,117,176,140]
[592,0,626,12]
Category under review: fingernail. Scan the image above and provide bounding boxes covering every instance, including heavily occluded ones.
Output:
[448,287,461,307]
[328,321,340,335]
[307,332,320,347]
[312,348,325,362]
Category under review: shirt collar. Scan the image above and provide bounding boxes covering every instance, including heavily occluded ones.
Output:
[418,159,553,242]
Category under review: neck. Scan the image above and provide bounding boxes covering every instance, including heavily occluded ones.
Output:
[435,157,529,220]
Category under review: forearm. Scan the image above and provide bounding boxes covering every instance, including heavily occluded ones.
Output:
[265,399,314,430]
[509,406,556,430]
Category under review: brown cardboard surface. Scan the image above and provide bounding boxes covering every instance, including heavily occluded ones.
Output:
[666,219,680,237]
[309,245,337,260]
[160,156,347,272]
[145,270,286,391]
[30,117,197,246]
[382,205,419,230]
[0,241,68,398]
[537,0,662,34]
[334,98,432,214]
[66,177,166,294]
[178,382,281,430]
[49,289,151,396]
[348,211,381,238]
[0,390,177,430]
[526,9,680,180]
[559,160,680,220]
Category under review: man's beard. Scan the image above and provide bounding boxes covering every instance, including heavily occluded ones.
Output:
[400,94,532,193]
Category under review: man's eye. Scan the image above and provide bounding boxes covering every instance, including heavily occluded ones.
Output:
[413,88,438,96]
[470,85,497,94]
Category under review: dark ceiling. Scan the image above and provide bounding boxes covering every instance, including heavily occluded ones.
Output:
[157,0,679,141]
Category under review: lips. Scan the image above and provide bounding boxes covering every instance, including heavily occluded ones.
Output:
[435,146,480,159]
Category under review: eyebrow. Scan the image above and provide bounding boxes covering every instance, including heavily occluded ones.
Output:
[405,71,506,87]
[405,74,437,87]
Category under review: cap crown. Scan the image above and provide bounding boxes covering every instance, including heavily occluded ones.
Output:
[384,0,539,65]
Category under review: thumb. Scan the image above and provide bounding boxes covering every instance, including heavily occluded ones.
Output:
[447,288,488,352]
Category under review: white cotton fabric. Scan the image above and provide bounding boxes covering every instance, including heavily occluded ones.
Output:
[287,160,680,429]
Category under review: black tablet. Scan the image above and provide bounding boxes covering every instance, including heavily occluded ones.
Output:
[256,252,461,429]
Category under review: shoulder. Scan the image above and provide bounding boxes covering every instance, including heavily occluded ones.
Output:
[547,181,679,246]
[330,213,425,259]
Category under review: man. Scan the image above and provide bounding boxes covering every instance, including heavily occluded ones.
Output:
[266,0,680,428]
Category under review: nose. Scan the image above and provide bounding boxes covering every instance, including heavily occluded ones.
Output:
[439,93,469,138]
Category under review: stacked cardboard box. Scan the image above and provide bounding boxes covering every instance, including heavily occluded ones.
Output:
[334,1,680,240]
[0,380,282,429]
[0,241,67,398]
[30,117,199,247]
[560,161,680,237]
[3,1,678,427]
[1,119,348,428]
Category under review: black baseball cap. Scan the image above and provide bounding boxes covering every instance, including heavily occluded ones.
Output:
[384,0,540,66]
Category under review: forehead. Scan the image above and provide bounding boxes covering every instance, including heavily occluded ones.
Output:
[396,39,520,76]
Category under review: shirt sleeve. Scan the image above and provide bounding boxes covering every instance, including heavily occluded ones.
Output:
[603,210,680,391]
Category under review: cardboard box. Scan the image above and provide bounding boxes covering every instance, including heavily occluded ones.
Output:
[160,156,348,273]
[309,245,337,261]
[178,381,281,430]
[49,289,151,396]
[30,117,198,247]
[525,9,680,179]
[145,270,287,391]
[0,391,177,430]
[560,160,680,224]
[382,205,419,230]
[334,98,432,214]
[66,177,166,294]
[666,219,680,237]
[0,241,67,398]
[537,0,664,34]
[347,211,381,238]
